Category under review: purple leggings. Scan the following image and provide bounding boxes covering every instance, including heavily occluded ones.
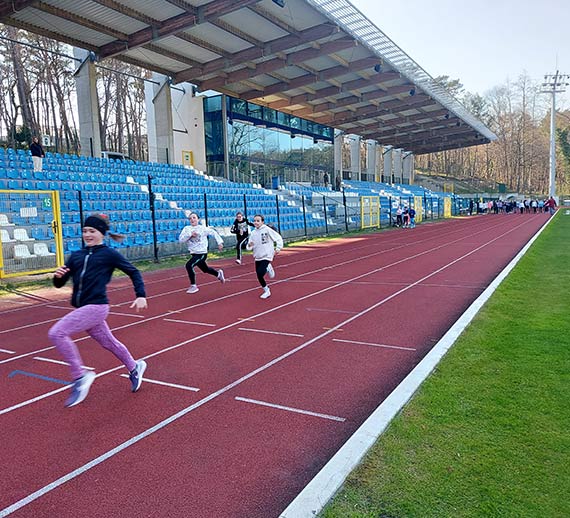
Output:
[48,304,136,380]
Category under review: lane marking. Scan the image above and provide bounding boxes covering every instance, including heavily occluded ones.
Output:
[238,328,304,338]
[108,311,145,319]
[119,374,199,392]
[333,338,416,351]
[0,348,16,354]
[235,397,346,422]
[306,308,358,314]
[163,319,216,327]
[8,370,71,386]
[33,357,95,370]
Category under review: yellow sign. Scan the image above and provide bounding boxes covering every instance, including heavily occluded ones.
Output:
[182,150,194,167]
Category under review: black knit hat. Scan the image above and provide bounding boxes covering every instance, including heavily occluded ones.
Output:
[84,215,110,235]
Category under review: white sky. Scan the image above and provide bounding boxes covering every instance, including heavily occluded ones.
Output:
[349,0,570,106]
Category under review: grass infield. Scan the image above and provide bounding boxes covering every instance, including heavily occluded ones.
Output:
[322,212,570,518]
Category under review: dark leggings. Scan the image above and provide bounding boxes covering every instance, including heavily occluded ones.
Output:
[255,259,270,288]
[185,253,218,284]
[236,235,248,260]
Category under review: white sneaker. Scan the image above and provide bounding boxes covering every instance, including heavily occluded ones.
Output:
[235,259,241,265]
[266,263,275,279]
[260,287,271,299]
[218,269,226,283]
[186,285,199,294]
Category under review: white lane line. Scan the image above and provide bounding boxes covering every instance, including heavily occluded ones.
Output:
[119,374,199,392]
[306,308,358,314]
[0,348,16,354]
[279,215,556,518]
[46,305,70,310]
[238,328,304,338]
[333,339,416,351]
[235,396,346,422]
[163,319,216,327]
[108,311,145,319]
[0,218,539,515]
[33,357,95,370]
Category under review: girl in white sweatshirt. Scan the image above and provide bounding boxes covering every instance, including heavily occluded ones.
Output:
[246,214,283,299]
[178,212,225,293]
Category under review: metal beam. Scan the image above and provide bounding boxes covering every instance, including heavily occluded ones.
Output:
[91,0,158,26]
[98,0,262,60]
[176,23,338,82]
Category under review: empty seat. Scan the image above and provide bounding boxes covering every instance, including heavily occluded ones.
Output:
[14,244,35,259]
[0,214,14,226]
[1,229,15,242]
[13,228,35,241]
[33,243,55,256]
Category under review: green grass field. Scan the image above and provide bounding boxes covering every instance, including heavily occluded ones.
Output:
[322,212,570,518]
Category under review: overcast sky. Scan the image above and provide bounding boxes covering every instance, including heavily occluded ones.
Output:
[349,0,570,105]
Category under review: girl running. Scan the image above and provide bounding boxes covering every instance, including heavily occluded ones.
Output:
[230,211,254,265]
[246,214,283,299]
[179,212,225,293]
[48,214,148,408]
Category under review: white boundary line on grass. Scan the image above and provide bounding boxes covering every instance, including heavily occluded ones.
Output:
[278,216,555,518]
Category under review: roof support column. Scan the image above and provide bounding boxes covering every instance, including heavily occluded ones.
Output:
[73,48,101,158]
[334,131,343,187]
[350,135,361,181]
[403,152,414,184]
[366,140,376,182]
[145,73,174,164]
[382,146,393,184]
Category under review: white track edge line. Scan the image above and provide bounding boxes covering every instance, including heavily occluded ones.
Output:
[235,397,345,422]
[118,374,200,392]
[278,214,554,518]
[332,338,416,351]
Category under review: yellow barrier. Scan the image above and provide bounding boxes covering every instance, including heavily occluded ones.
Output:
[0,189,64,278]
[361,196,380,228]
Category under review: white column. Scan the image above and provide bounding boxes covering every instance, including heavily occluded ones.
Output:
[334,132,343,185]
[350,135,360,180]
[383,146,393,183]
[366,140,376,181]
[73,48,101,157]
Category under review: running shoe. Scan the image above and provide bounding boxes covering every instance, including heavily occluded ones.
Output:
[218,269,226,283]
[260,287,271,299]
[235,259,241,265]
[266,263,275,279]
[129,360,147,393]
[186,285,199,294]
[65,371,96,408]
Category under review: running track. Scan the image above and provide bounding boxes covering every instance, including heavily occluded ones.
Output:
[0,213,549,518]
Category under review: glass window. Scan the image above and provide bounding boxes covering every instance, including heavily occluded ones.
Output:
[230,98,247,116]
[204,95,222,113]
[263,107,278,125]
[248,102,263,120]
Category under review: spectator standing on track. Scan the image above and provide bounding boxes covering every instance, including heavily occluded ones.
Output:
[30,136,45,172]
[402,207,410,228]
[395,206,403,227]
[230,211,254,265]
[323,171,329,188]
[179,212,225,293]
[48,214,148,408]
[247,214,283,299]
[544,196,557,215]
[409,207,416,228]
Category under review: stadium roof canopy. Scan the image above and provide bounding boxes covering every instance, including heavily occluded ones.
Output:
[0,0,496,154]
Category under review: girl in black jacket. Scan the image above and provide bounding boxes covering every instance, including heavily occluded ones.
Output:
[48,214,148,407]
[230,211,254,265]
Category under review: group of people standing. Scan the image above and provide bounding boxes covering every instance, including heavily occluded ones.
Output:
[48,210,283,409]
[469,197,557,215]
[394,206,416,228]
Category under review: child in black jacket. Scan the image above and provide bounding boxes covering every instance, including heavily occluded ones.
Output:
[230,211,254,265]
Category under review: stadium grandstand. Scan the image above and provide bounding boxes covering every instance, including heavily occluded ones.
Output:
[0,0,494,278]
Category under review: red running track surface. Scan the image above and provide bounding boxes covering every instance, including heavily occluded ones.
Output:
[0,213,548,518]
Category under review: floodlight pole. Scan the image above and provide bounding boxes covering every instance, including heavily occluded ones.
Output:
[541,71,569,198]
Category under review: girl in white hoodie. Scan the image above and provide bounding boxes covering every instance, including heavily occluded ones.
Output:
[246,214,283,299]
[178,212,225,293]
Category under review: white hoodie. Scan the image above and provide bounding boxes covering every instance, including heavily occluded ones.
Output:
[179,223,223,254]
[247,224,283,261]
